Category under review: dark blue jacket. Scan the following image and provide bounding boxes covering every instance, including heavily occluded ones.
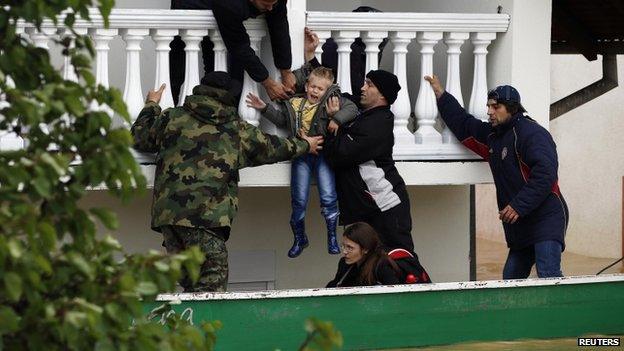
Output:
[437,92,569,250]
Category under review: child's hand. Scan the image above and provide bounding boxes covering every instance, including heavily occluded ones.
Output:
[327,120,339,136]
[245,92,267,110]
[325,96,340,117]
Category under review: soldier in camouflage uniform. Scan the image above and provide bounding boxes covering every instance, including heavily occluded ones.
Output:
[131,72,323,292]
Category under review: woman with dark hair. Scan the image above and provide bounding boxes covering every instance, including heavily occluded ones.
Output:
[326,222,401,287]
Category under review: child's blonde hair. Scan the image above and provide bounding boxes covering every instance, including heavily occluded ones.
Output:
[309,66,335,83]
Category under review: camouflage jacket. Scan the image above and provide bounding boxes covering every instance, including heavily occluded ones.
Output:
[131,85,310,232]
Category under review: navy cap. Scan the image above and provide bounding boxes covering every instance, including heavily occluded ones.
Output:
[488,85,526,112]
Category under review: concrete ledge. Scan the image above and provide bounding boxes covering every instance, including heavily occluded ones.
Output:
[124,161,492,189]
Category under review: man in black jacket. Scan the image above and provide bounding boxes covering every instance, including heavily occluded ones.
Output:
[325,70,416,253]
[212,0,295,100]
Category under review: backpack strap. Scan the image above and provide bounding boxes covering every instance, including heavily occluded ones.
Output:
[388,248,414,260]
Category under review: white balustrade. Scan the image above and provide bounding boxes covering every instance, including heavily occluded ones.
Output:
[151,28,178,110]
[59,27,88,82]
[209,30,227,72]
[442,32,469,144]
[0,76,23,151]
[468,32,496,121]
[238,29,266,127]
[120,28,148,128]
[390,31,416,159]
[333,31,359,95]
[178,29,208,105]
[362,31,387,73]
[89,28,116,115]
[26,27,57,49]
[8,9,509,162]
[307,11,508,160]
[414,32,442,145]
[91,28,117,88]
[314,31,331,63]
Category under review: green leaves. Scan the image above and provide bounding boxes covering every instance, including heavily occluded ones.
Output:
[3,272,23,302]
[90,208,119,230]
[0,307,20,334]
[0,1,214,350]
[300,318,343,351]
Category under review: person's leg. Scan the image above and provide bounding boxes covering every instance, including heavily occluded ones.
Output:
[502,246,535,279]
[288,155,312,258]
[182,227,228,292]
[534,240,563,278]
[315,154,340,254]
[161,225,195,291]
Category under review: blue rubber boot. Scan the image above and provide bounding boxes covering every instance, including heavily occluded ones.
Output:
[325,214,340,255]
[288,220,309,258]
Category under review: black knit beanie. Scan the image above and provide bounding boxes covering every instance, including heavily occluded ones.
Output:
[365,70,401,105]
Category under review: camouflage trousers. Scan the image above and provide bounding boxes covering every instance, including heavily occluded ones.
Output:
[161,225,228,292]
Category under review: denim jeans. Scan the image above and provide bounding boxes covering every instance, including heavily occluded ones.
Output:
[290,153,338,224]
[503,240,563,279]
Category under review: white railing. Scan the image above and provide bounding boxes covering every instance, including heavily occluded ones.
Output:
[306,12,508,160]
[6,9,510,161]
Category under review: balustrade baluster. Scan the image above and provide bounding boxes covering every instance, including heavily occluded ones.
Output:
[333,31,359,95]
[414,32,443,145]
[209,30,227,72]
[442,32,469,143]
[26,27,56,49]
[120,28,148,128]
[238,29,266,126]
[0,74,22,151]
[91,28,117,89]
[362,31,387,74]
[468,32,496,121]
[314,31,331,63]
[389,31,416,159]
[178,29,209,105]
[59,27,88,82]
[151,29,178,110]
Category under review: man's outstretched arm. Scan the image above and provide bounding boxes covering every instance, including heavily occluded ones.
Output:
[425,75,492,160]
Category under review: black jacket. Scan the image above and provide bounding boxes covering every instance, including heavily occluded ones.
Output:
[325,105,408,225]
[437,92,569,250]
[212,0,291,82]
[326,257,400,288]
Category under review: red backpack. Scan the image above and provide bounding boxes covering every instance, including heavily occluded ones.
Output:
[388,248,432,284]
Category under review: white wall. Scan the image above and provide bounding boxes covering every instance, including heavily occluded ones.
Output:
[81,185,470,288]
[549,55,624,258]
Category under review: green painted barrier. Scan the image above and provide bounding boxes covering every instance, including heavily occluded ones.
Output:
[145,275,624,350]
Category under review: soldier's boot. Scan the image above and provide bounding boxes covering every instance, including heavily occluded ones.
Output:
[325,214,340,255]
[288,220,309,258]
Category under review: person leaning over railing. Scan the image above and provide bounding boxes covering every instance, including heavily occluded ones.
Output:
[425,74,569,279]
[212,0,295,100]
[130,72,323,292]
